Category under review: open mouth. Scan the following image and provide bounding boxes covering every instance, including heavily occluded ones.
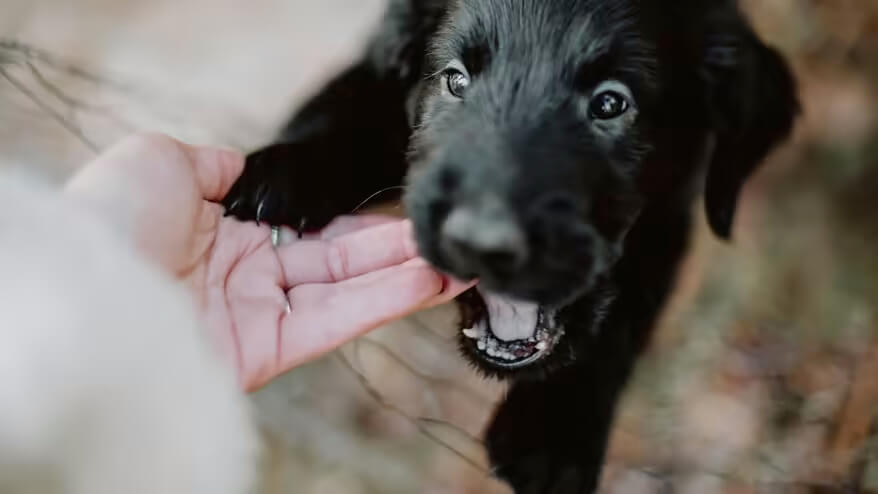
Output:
[457,288,564,369]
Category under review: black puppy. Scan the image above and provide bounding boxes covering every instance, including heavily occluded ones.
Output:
[224,0,799,492]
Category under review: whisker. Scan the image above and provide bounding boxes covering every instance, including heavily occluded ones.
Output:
[350,185,408,214]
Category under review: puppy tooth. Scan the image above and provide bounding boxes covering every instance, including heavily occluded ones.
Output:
[462,328,480,339]
[477,340,486,351]
[536,341,548,351]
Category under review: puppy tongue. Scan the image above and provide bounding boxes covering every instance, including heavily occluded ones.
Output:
[479,289,539,342]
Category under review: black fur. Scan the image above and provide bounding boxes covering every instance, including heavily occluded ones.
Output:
[223,1,799,492]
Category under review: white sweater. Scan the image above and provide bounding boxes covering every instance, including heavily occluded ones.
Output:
[0,173,259,494]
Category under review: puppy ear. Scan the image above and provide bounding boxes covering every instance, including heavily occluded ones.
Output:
[700,17,800,239]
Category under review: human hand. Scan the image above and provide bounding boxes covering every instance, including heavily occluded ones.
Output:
[64,133,473,391]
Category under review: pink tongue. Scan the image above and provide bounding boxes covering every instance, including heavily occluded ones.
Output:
[480,290,539,342]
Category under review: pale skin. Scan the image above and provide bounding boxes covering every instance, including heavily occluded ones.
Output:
[64,133,474,391]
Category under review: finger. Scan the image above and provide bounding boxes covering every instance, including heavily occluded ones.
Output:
[425,274,478,307]
[271,215,404,247]
[277,219,418,286]
[318,214,406,239]
[277,264,445,371]
[327,257,476,310]
[179,142,246,201]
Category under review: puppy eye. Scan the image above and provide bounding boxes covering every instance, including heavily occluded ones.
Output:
[589,91,629,120]
[444,69,470,98]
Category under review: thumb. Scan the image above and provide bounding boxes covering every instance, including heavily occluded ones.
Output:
[178,142,246,202]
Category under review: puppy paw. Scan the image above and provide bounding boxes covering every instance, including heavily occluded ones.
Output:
[222,142,349,232]
[493,455,597,494]
[485,370,611,494]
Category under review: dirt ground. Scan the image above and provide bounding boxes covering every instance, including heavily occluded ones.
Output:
[2,1,877,493]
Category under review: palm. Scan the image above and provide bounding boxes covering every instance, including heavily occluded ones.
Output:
[66,134,471,391]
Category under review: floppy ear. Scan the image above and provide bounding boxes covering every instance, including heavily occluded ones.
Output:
[700,15,800,239]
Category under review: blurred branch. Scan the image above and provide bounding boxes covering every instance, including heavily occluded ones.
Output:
[0,39,261,150]
[0,39,130,154]
[336,343,491,476]
[355,338,497,408]
[0,39,123,88]
[0,64,99,154]
[25,61,137,133]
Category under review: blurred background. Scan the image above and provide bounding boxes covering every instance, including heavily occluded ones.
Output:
[1,0,876,492]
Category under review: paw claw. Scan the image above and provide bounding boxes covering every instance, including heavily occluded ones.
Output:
[223,198,241,217]
[256,201,266,225]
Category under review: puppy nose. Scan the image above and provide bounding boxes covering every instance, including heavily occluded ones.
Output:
[440,205,528,275]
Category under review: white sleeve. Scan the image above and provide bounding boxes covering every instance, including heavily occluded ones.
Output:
[0,173,259,494]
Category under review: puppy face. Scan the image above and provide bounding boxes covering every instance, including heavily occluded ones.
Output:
[404,0,798,375]
[408,0,655,296]
[405,0,655,373]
